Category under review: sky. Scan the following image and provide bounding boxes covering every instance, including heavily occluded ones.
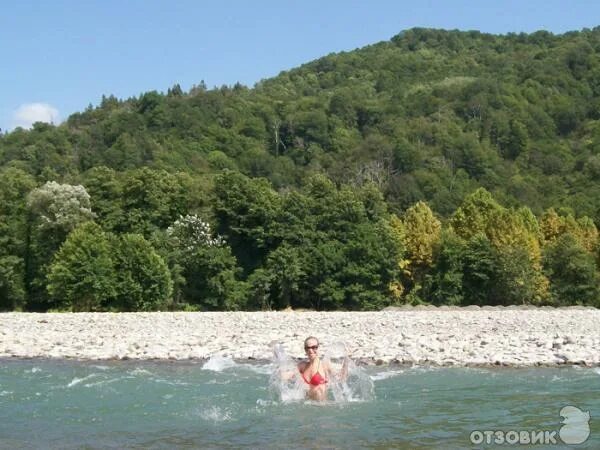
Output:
[1,0,599,132]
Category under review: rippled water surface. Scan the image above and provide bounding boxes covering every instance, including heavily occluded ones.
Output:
[1,359,599,449]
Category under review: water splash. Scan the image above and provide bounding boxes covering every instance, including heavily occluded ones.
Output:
[370,369,405,381]
[84,376,134,388]
[67,373,99,388]
[269,343,305,402]
[324,341,348,359]
[128,367,154,376]
[236,362,273,375]
[199,405,232,422]
[327,355,375,402]
[202,355,237,372]
[270,341,375,403]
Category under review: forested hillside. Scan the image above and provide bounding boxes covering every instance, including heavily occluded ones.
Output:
[1,28,599,311]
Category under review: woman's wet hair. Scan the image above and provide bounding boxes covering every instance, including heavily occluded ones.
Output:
[304,336,319,347]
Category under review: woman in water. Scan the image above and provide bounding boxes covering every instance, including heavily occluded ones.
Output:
[296,336,349,401]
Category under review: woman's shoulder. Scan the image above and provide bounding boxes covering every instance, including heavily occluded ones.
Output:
[297,361,307,372]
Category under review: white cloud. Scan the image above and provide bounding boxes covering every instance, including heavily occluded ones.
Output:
[12,103,60,129]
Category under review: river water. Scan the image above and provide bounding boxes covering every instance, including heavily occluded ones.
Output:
[1,358,599,449]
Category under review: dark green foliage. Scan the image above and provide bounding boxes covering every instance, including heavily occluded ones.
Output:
[82,167,192,237]
[543,234,600,305]
[2,27,600,310]
[262,244,304,310]
[111,234,173,311]
[213,170,281,272]
[46,222,117,311]
[25,181,95,310]
[460,235,499,305]
[2,28,600,218]
[427,233,546,306]
[0,168,36,310]
[493,246,543,305]
[119,168,191,236]
[181,245,245,311]
[246,178,403,311]
[0,255,26,311]
[425,231,465,306]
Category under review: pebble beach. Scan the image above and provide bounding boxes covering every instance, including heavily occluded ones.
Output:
[1,306,599,366]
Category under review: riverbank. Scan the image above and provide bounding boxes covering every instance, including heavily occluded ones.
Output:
[1,306,599,366]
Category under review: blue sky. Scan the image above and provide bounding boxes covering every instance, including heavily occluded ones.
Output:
[1,0,599,132]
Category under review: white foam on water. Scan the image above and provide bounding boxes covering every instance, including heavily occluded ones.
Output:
[206,379,231,385]
[237,362,273,375]
[128,367,153,376]
[254,398,273,414]
[150,377,191,386]
[410,365,440,372]
[594,368,600,376]
[199,405,232,422]
[84,376,134,388]
[202,355,237,372]
[370,369,405,381]
[92,365,111,371]
[0,390,13,396]
[25,367,41,374]
[67,374,99,388]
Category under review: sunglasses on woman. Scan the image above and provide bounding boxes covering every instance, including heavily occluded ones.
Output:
[305,345,319,351]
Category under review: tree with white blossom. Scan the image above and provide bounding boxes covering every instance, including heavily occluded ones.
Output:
[26,181,95,309]
[27,181,95,232]
[166,214,224,252]
[166,214,244,310]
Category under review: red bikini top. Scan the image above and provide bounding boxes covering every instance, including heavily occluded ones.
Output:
[301,359,328,386]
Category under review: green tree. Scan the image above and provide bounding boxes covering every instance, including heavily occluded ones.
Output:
[111,234,173,311]
[26,181,95,309]
[263,244,305,309]
[461,234,498,305]
[543,233,600,306]
[402,201,442,288]
[213,170,281,272]
[46,222,116,311]
[166,214,244,310]
[450,188,503,240]
[0,168,36,310]
[424,230,465,305]
[82,166,123,232]
[119,167,190,236]
[182,245,245,310]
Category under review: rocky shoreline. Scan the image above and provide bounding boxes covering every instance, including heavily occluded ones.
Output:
[1,307,599,367]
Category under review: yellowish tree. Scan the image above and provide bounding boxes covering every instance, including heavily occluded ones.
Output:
[540,208,599,254]
[450,188,503,240]
[384,214,408,299]
[576,216,599,254]
[486,207,542,264]
[402,201,441,285]
[485,207,548,303]
[540,208,563,243]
